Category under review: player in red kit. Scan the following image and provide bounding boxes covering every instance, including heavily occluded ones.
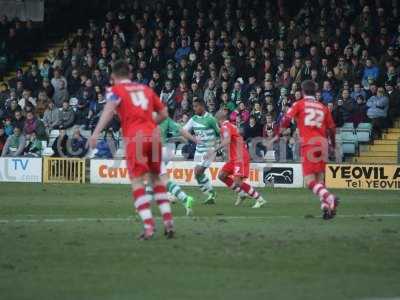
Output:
[88,60,174,239]
[206,111,267,208]
[280,80,339,219]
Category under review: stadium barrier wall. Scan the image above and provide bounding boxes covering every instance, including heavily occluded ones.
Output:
[90,159,304,188]
[0,157,42,183]
[43,157,86,184]
[325,164,400,190]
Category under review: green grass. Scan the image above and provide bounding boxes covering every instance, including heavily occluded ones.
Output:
[0,183,399,300]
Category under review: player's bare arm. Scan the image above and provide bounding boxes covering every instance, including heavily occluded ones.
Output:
[205,133,230,159]
[88,101,118,149]
[154,107,168,125]
[180,128,199,144]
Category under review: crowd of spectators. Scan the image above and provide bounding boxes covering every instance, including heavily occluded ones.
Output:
[1,0,400,161]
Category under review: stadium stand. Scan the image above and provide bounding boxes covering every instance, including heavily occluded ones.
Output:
[0,0,399,163]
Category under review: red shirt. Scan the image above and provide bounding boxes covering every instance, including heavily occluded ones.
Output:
[220,120,249,161]
[106,81,164,137]
[285,97,335,146]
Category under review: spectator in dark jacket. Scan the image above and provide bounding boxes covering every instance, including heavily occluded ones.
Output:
[52,129,68,157]
[244,116,263,141]
[69,127,88,157]
[351,96,368,127]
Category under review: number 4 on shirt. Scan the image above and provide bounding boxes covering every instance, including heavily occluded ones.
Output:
[129,91,148,110]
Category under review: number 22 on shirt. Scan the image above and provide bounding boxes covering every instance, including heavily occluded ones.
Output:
[304,107,324,128]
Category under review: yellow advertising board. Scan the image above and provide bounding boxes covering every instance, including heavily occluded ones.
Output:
[326,164,400,190]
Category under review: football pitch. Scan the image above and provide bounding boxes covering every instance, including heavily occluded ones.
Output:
[0,183,399,300]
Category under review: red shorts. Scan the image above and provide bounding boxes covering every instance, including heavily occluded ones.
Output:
[221,158,250,178]
[301,145,327,176]
[125,136,162,178]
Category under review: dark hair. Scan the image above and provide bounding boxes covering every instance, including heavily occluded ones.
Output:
[112,60,130,78]
[301,80,316,96]
[193,98,205,106]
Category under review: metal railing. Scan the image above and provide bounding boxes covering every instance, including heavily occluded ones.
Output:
[43,157,86,183]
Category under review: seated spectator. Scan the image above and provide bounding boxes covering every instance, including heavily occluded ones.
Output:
[35,91,49,118]
[3,117,14,137]
[52,129,68,157]
[74,99,89,129]
[175,39,191,63]
[367,87,389,137]
[18,89,36,111]
[43,101,61,133]
[12,110,25,130]
[362,58,379,87]
[69,127,88,157]
[351,83,367,102]
[23,111,39,135]
[0,127,6,153]
[53,80,69,108]
[321,81,335,104]
[59,101,75,129]
[24,131,42,157]
[87,93,106,130]
[95,130,117,159]
[1,127,25,157]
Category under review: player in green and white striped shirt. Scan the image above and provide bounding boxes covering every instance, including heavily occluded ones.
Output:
[159,117,197,215]
[183,99,219,204]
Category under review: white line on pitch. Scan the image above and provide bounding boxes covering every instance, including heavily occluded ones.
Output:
[1,214,400,224]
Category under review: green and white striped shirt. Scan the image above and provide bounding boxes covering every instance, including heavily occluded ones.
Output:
[183,112,220,154]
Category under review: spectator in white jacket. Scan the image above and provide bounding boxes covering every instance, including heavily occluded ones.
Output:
[366,87,389,137]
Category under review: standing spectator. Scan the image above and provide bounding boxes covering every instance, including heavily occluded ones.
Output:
[59,101,75,129]
[1,127,25,157]
[386,82,400,126]
[367,87,389,137]
[160,80,177,115]
[332,100,346,128]
[351,95,368,127]
[243,116,262,141]
[338,89,354,122]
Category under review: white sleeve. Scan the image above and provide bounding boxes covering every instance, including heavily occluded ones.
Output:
[182,118,194,132]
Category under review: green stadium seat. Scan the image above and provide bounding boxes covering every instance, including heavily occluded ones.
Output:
[340,131,358,154]
[355,122,372,143]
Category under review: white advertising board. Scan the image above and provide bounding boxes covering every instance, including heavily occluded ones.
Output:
[90,159,303,188]
[0,157,42,183]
